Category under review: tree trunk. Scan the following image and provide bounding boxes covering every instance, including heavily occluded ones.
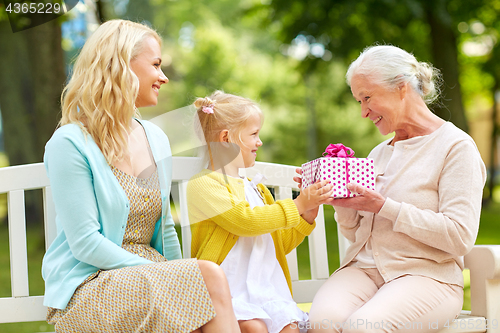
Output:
[0,20,37,165]
[426,2,469,132]
[25,19,65,158]
[487,85,499,204]
[0,19,63,164]
[0,19,65,225]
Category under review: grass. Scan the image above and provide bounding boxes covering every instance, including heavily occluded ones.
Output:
[0,201,499,332]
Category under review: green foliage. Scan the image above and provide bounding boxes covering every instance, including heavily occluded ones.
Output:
[453,2,500,114]
[0,2,7,22]
[263,0,432,63]
[133,0,388,166]
[0,153,7,223]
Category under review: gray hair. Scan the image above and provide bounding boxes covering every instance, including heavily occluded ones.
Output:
[345,45,442,105]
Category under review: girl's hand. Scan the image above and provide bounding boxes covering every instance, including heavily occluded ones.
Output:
[294,179,334,215]
[294,168,324,223]
[329,183,385,214]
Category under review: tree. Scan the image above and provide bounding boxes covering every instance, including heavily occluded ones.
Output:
[261,0,470,132]
[0,13,65,223]
[458,1,500,203]
[0,16,64,164]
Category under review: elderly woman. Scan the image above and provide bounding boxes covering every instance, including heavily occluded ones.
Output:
[307,45,486,332]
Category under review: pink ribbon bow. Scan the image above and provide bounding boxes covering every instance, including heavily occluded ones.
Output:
[322,143,355,158]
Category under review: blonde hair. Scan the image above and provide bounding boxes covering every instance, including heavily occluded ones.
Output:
[59,19,161,164]
[346,45,442,105]
[193,91,263,168]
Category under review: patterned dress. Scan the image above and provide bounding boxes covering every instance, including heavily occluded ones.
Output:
[47,167,216,333]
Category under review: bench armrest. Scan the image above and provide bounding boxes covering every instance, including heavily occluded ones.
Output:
[464,245,500,328]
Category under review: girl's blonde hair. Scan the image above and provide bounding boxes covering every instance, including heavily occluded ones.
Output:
[60,19,161,164]
[346,45,442,105]
[193,91,263,168]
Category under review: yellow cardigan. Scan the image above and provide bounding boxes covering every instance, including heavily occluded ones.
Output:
[187,169,316,294]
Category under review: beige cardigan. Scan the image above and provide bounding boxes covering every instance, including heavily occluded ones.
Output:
[334,122,486,287]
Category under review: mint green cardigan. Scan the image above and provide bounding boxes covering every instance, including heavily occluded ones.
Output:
[42,119,181,309]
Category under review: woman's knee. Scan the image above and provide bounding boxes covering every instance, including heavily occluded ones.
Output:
[308,304,338,328]
[197,260,225,280]
[308,284,361,326]
[197,260,230,297]
[198,260,227,284]
[308,295,346,333]
[239,319,267,333]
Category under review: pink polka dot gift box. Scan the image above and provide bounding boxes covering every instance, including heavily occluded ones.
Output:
[301,143,375,198]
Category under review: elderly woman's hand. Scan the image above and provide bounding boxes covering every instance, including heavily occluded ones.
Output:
[293,167,304,188]
[295,168,383,213]
[330,183,386,214]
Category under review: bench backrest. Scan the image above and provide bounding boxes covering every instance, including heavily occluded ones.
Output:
[0,157,341,323]
[0,163,53,323]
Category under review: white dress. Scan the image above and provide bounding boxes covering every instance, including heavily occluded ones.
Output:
[220,174,308,333]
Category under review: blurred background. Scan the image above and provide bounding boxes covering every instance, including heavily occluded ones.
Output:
[1,0,500,331]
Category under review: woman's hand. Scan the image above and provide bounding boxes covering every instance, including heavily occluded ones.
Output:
[293,167,304,188]
[329,183,385,214]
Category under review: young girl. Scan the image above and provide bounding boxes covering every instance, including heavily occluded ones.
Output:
[187,91,334,333]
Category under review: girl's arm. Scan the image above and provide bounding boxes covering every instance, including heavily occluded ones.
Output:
[259,184,316,254]
[187,175,304,237]
[45,131,153,269]
[278,221,316,255]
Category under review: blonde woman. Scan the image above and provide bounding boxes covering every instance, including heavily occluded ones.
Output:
[42,20,240,333]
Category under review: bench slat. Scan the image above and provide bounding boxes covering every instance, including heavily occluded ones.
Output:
[8,190,30,297]
[171,156,204,181]
[274,186,300,282]
[292,279,326,303]
[245,162,298,188]
[178,181,192,259]
[0,163,49,192]
[43,186,56,250]
[438,312,486,333]
[0,296,47,323]
[309,205,329,280]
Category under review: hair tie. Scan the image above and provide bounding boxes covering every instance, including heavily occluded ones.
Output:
[200,98,216,114]
[202,104,215,114]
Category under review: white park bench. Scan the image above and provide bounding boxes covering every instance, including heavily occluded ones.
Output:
[0,157,499,332]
